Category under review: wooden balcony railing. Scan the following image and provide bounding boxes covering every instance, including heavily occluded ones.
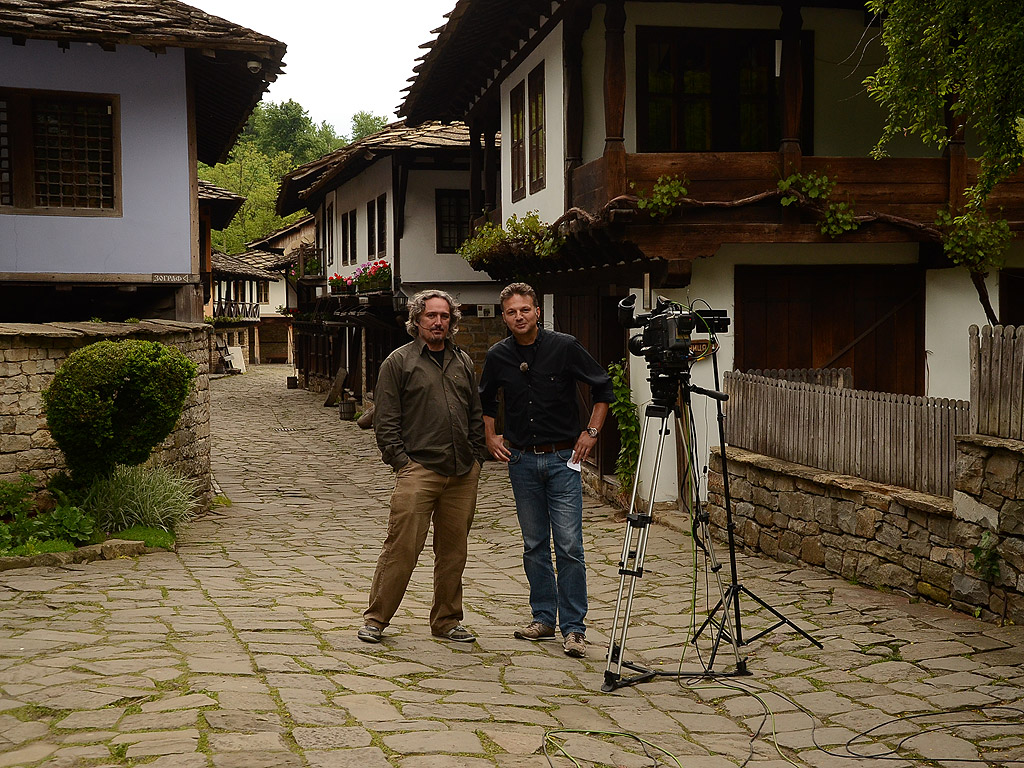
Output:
[214,300,260,319]
[571,152,1024,228]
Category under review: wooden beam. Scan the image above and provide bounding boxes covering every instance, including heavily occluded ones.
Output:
[603,0,627,198]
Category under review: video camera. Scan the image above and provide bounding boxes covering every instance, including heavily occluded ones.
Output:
[618,294,729,371]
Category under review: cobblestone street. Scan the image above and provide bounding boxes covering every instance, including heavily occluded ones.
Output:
[1,363,1023,767]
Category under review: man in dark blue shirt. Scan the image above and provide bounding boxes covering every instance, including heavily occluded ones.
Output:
[479,282,613,658]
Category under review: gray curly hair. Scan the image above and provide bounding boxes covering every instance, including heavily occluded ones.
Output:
[405,289,462,338]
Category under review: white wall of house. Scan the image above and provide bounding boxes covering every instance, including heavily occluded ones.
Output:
[264,278,291,315]
[500,23,566,224]
[322,157,393,276]
[0,41,193,275]
[401,169,500,305]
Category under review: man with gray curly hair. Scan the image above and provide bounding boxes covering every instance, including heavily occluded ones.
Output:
[359,289,487,645]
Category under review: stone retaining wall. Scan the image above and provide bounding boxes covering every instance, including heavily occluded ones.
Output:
[0,321,212,499]
[707,443,1023,625]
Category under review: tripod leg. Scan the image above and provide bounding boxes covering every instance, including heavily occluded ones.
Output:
[604,409,672,691]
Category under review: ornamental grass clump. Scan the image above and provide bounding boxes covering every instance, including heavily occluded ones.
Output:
[84,464,199,533]
[43,339,197,482]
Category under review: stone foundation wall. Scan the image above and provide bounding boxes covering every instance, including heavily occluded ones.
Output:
[707,444,1023,625]
[0,321,212,500]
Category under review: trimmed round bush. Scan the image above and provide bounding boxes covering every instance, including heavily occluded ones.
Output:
[43,340,197,481]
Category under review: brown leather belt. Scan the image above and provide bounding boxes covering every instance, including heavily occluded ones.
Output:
[511,440,574,454]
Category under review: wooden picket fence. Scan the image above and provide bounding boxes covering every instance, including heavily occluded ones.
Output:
[747,367,853,389]
[723,371,970,497]
[970,325,1024,440]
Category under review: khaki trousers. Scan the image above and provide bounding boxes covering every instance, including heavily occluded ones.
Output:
[364,460,480,635]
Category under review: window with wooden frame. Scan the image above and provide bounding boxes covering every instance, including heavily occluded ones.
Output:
[256,281,270,304]
[636,27,813,153]
[376,193,387,256]
[366,200,376,257]
[509,81,526,202]
[348,209,357,264]
[325,203,334,267]
[527,63,545,194]
[0,88,120,214]
[340,208,349,265]
[435,189,471,253]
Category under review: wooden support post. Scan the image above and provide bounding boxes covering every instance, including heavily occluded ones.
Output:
[484,119,499,214]
[779,3,804,176]
[469,122,484,220]
[603,0,627,199]
[564,7,588,210]
[945,99,967,214]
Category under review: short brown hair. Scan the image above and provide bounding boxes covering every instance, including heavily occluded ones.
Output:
[499,282,538,308]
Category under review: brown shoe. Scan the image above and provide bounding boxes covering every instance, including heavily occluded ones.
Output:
[563,632,586,658]
[514,621,555,641]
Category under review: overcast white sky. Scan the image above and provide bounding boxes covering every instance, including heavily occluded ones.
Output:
[187,0,456,136]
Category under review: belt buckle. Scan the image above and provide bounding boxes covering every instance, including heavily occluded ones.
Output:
[532,444,547,455]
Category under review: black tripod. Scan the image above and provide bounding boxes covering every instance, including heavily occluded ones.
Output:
[603,364,747,692]
[689,349,822,659]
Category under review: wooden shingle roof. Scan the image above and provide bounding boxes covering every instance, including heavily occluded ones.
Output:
[277,121,476,216]
[211,251,280,281]
[198,179,244,231]
[0,0,287,164]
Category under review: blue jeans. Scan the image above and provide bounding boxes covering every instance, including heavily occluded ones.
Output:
[507,447,587,636]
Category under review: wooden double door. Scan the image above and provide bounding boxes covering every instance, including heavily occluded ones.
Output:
[734,265,926,395]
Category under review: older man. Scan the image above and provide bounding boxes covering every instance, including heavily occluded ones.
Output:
[358,289,486,644]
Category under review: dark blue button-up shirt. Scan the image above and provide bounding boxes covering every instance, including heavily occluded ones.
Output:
[479,328,613,447]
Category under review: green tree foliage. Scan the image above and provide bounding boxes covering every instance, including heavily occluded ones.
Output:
[198,101,388,253]
[42,341,198,482]
[864,0,1024,323]
[350,111,389,142]
[865,0,1024,200]
[199,143,301,254]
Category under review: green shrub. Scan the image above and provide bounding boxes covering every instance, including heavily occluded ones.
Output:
[114,525,175,550]
[0,473,37,521]
[7,538,73,557]
[84,464,199,533]
[41,491,96,545]
[43,340,197,481]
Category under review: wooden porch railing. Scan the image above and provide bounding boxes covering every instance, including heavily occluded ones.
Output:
[970,324,1024,440]
[214,300,260,319]
[571,152,1024,224]
[724,371,970,497]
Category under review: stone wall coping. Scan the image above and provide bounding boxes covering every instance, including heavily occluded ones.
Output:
[0,320,210,339]
[956,433,1024,454]
[712,445,952,516]
[0,539,149,572]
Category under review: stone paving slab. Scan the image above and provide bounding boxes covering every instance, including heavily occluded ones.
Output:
[2,364,1024,767]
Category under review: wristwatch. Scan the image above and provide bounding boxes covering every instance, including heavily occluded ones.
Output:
[586,426,599,438]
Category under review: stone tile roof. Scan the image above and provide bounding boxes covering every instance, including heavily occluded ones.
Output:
[277,121,476,216]
[234,248,295,272]
[0,0,283,56]
[211,251,280,281]
[0,0,287,165]
[198,180,244,231]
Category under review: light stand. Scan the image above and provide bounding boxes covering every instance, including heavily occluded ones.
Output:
[690,347,822,658]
